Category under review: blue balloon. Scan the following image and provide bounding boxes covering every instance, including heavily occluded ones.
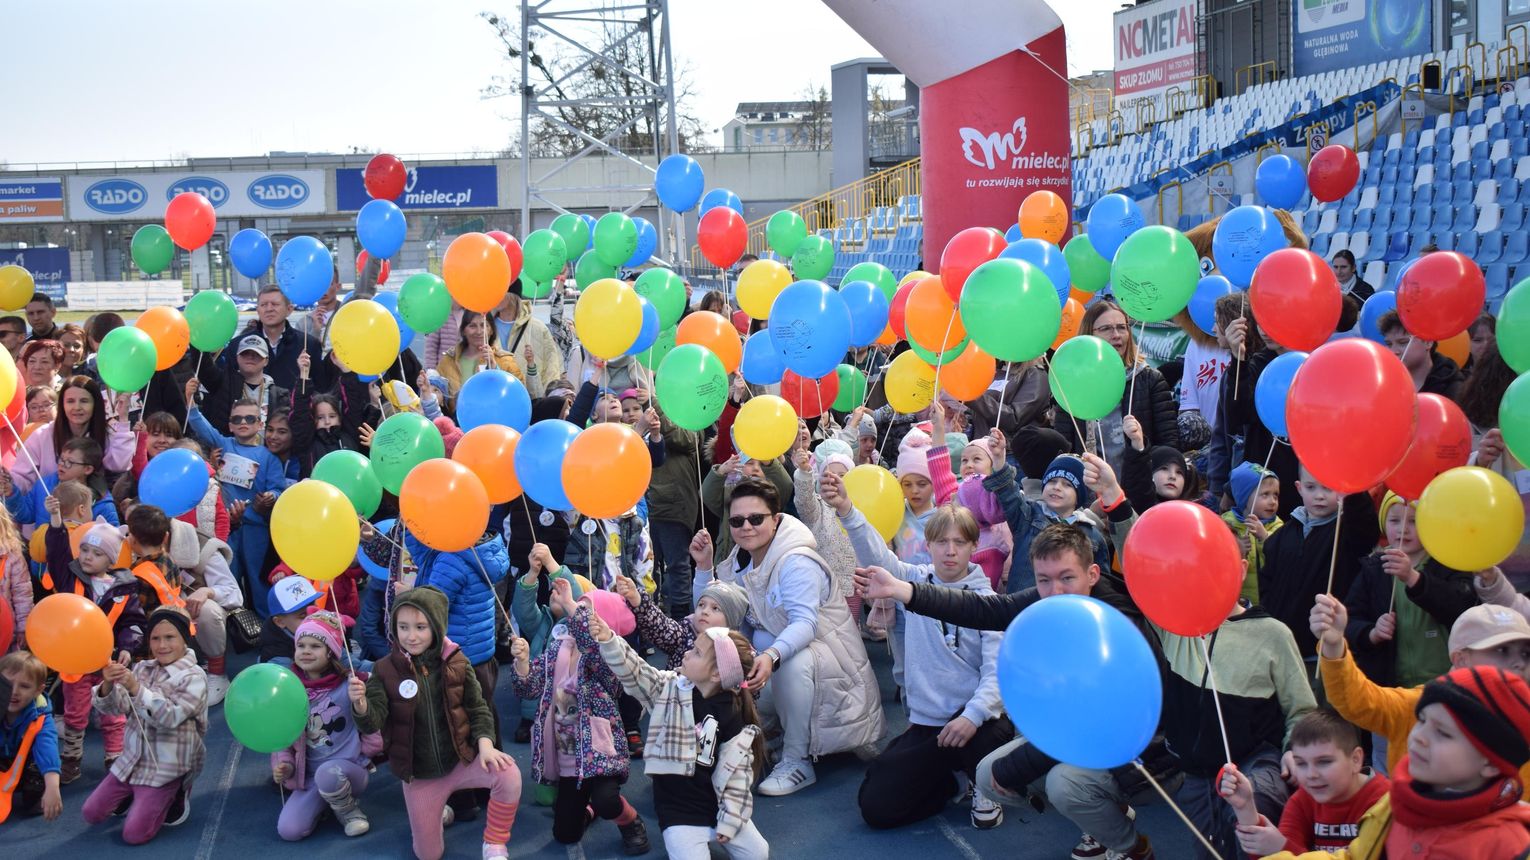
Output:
[457,369,532,433]
[1188,275,1237,335]
[840,279,891,348]
[356,199,407,259]
[740,329,786,385]
[655,154,705,213]
[139,448,211,518]
[1256,154,1307,210]
[1000,238,1073,307]
[625,296,660,356]
[625,217,658,268]
[1212,205,1288,288]
[700,188,742,218]
[1255,350,1309,438]
[1003,224,1023,243]
[1084,193,1144,262]
[579,214,597,250]
[356,519,397,580]
[276,236,333,305]
[998,595,1161,769]
[768,280,853,378]
[1359,291,1399,343]
[370,292,414,354]
[229,228,273,279]
[514,419,580,510]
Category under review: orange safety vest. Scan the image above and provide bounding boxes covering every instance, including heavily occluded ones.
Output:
[0,711,45,822]
[131,559,194,634]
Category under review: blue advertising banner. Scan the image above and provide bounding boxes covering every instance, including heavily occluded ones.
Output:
[1293,0,1431,77]
[336,165,499,211]
[0,247,71,298]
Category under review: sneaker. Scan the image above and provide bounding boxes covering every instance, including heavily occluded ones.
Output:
[205,675,230,708]
[1072,834,1108,860]
[618,814,651,855]
[951,771,973,804]
[59,758,81,785]
[970,788,1003,830]
[626,730,644,760]
[513,721,531,744]
[164,790,190,827]
[1104,836,1155,860]
[482,843,510,860]
[757,759,816,796]
[332,803,370,837]
[441,805,456,828]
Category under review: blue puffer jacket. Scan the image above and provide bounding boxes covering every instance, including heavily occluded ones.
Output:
[407,531,510,666]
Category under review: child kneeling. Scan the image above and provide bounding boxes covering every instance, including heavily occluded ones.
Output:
[351,586,520,860]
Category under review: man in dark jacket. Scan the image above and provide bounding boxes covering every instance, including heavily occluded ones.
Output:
[231,285,332,393]
[197,334,290,433]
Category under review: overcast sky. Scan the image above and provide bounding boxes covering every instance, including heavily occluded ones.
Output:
[1,0,1115,165]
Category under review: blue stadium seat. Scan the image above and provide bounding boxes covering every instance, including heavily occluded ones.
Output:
[1515,137,1530,158]
[1410,229,1433,253]
[1388,207,1411,231]
[1504,205,1528,233]
[1472,141,1490,162]
[1429,207,1453,232]
[1508,104,1524,122]
[1309,234,1331,257]
[1502,232,1530,265]
[1337,208,1356,231]
[1494,158,1514,180]
[1352,209,1375,232]
[1499,180,1520,206]
[1432,231,1457,251]
[1415,185,1434,206]
[1302,209,1320,235]
[1456,232,1480,258]
[1450,206,1476,233]
[1452,162,1473,182]
[1486,265,1511,303]
[1478,232,1505,264]
[1378,184,1398,206]
[1452,181,1473,205]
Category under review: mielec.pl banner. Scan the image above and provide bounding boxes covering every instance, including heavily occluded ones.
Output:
[1113,0,1200,111]
[1294,0,1431,77]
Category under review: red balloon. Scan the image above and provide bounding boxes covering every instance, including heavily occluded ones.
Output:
[364,154,407,201]
[0,593,11,656]
[889,280,916,341]
[1397,251,1486,342]
[1123,501,1244,637]
[1287,339,1416,494]
[165,192,215,251]
[697,208,747,269]
[1307,144,1359,203]
[730,310,750,335]
[1385,393,1473,501]
[486,231,525,284]
[355,250,391,285]
[1249,248,1341,352]
[1,368,26,470]
[939,227,1006,301]
[781,370,839,419]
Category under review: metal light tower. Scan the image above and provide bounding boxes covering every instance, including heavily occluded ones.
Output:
[519,0,682,262]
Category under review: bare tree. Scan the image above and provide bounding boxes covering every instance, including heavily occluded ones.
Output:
[795,85,832,149]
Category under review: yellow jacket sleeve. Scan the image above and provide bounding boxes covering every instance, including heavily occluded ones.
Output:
[1320,643,1420,773]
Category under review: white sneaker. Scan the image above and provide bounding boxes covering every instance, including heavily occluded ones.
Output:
[757,759,816,796]
[442,805,456,828]
[1072,834,1108,859]
[205,675,229,708]
[482,842,509,859]
[970,788,1003,830]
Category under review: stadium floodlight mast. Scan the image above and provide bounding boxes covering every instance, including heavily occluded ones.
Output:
[518,0,683,268]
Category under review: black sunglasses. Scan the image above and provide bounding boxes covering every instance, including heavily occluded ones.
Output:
[229,414,260,425]
[728,513,770,529]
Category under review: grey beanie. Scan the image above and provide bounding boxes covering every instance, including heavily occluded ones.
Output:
[699,581,750,630]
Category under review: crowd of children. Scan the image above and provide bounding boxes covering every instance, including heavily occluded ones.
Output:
[0,210,1529,860]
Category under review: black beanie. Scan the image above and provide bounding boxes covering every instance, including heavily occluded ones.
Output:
[145,607,194,651]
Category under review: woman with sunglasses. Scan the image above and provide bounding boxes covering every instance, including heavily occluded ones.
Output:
[12,375,134,496]
[688,478,885,798]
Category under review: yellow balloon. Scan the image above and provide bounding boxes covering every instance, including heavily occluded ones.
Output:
[898,269,932,288]
[1417,466,1526,572]
[329,299,401,376]
[885,350,936,414]
[734,394,798,461]
[843,464,903,541]
[271,480,361,582]
[0,265,33,312]
[736,259,792,319]
[574,278,643,359]
[0,348,17,413]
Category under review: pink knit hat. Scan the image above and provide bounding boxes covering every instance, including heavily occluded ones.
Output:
[433,416,464,457]
[582,589,636,637]
[896,428,933,480]
[962,436,996,472]
[294,611,347,665]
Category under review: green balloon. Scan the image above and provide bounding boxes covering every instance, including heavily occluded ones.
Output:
[655,343,728,430]
[636,325,677,371]
[369,412,445,494]
[522,278,552,299]
[833,364,867,411]
[398,273,451,333]
[908,335,968,366]
[312,450,383,518]
[766,210,808,258]
[522,228,568,284]
[184,290,239,352]
[551,213,590,258]
[843,261,898,301]
[96,326,157,392]
[574,249,615,290]
[959,258,1064,362]
[1109,225,1199,323]
[1499,278,1530,374]
[1064,234,1111,294]
[1049,335,1126,421]
[131,224,175,275]
[593,212,638,267]
[224,663,308,753]
[791,235,835,282]
[634,268,686,328]
[1501,372,1530,468]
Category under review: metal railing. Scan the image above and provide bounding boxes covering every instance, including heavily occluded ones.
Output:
[1498,45,1523,87]
[1235,61,1278,95]
[1158,178,1184,225]
[1448,63,1476,117]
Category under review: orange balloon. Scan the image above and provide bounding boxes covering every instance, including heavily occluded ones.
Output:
[675,311,742,374]
[905,276,965,352]
[1053,298,1085,350]
[1019,190,1069,244]
[938,341,997,402]
[136,306,190,371]
[563,423,653,519]
[442,232,512,314]
[399,459,491,551]
[27,593,113,674]
[874,323,897,347]
[452,425,522,504]
[1437,329,1470,367]
[1069,286,1093,305]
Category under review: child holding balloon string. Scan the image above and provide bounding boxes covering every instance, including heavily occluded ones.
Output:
[4,436,118,538]
[927,404,1012,591]
[1221,461,1285,604]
